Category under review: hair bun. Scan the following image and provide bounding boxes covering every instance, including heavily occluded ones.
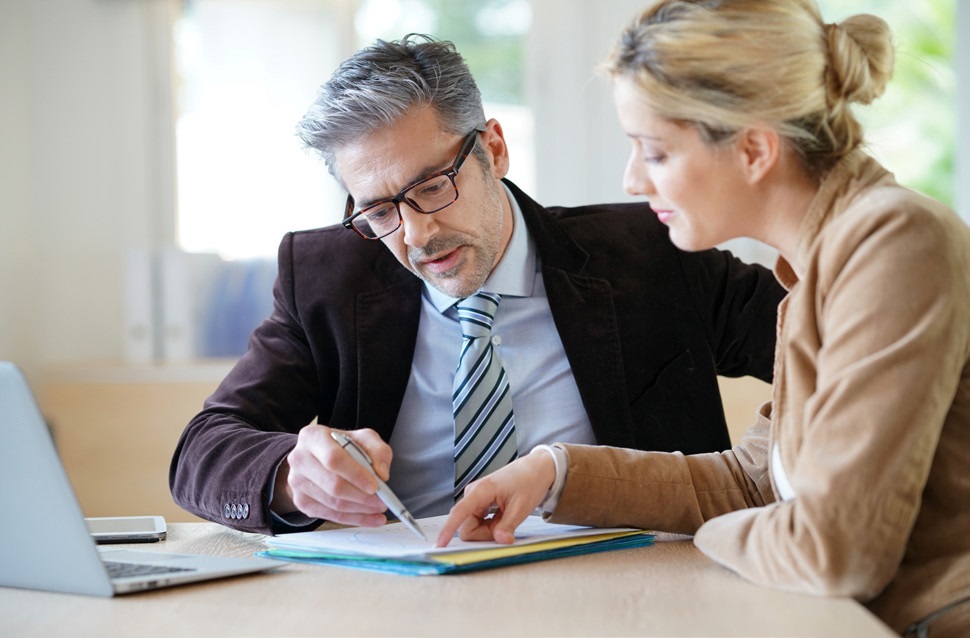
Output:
[824,15,894,106]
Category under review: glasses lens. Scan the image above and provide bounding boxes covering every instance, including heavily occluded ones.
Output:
[353,202,399,239]
[404,174,458,214]
[345,153,463,240]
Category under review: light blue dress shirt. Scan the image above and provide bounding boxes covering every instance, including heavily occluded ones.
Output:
[388,185,596,516]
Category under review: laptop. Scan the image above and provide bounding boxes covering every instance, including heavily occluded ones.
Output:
[0,361,279,596]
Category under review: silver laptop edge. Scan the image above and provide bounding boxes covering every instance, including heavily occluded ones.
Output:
[0,361,277,596]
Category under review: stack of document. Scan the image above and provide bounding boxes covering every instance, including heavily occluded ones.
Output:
[258,515,654,576]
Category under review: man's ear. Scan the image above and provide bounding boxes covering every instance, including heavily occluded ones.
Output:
[482,118,510,179]
[736,128,780,184]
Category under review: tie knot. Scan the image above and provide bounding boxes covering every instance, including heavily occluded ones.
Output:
[457,292,501,338]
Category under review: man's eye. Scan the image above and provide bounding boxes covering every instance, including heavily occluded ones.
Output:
[417,181,445,195]
[414,175,454,199]
[365,204,395,222]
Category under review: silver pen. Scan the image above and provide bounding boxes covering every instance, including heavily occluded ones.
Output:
[329,431,428,541]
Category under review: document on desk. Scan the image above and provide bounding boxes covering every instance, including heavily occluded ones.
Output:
[258,515,654,576]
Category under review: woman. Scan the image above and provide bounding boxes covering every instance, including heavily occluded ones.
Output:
[436,1,970,635]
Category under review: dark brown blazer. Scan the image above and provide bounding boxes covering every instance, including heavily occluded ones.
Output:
[169,180,785,534]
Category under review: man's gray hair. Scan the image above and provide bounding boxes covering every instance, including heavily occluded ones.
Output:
[296,34,487,184]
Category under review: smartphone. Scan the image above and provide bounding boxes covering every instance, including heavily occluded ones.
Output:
[85,515,167,544]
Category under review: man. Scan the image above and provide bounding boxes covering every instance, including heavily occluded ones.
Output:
[169,35,784,535]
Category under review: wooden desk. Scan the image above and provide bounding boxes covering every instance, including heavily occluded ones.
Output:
[0,523,895,637]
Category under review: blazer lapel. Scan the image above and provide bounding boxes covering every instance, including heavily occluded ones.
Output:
[353,258,423,441]
[508,181,635,447]
[542,268,636,447]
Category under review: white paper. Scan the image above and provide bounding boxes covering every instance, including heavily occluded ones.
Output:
[265,514,637,558]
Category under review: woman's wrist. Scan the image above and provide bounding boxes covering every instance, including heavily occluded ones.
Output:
[530,444,567,513]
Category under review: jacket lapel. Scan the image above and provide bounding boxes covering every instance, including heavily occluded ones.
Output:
[353,256,423,441]
[508,181,635,447]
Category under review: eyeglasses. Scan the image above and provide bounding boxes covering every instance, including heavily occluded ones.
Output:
[342,130,482,240]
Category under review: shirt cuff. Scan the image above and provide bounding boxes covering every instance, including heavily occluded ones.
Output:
[531,444,567,514]
[267,456,319,533]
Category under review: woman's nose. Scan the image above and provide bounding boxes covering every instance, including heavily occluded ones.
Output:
[623,153,656,198]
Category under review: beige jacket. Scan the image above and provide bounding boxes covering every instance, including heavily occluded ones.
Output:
[550,152,970,635]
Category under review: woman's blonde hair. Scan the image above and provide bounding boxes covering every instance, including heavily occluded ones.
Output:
[605,0,895,179]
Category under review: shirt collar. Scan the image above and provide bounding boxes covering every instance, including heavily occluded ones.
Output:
[427,182,537,312]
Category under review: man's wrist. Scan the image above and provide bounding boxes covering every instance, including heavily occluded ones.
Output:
[269,456,298,515]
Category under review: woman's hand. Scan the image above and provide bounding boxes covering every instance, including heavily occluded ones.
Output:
[435,448,557,547]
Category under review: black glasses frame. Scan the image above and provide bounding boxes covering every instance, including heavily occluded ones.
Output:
[342,130,482,240]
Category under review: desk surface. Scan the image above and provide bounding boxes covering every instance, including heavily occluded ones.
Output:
[1,522,895,637]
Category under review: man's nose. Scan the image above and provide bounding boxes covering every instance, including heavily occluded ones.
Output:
[400,202,439,248]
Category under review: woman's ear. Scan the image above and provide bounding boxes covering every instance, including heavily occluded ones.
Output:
[736,128,780,184]
[481,118,510,179]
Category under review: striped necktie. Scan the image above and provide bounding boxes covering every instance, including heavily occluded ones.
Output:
[453,292,517,500]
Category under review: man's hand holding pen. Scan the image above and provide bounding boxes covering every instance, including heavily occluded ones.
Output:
[270,424,392,528]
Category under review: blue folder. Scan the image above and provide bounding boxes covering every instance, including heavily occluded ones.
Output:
[257,531,655,576]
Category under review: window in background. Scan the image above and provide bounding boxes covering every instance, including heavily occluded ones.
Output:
[158,0,355,360]
[174,0,351,261]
